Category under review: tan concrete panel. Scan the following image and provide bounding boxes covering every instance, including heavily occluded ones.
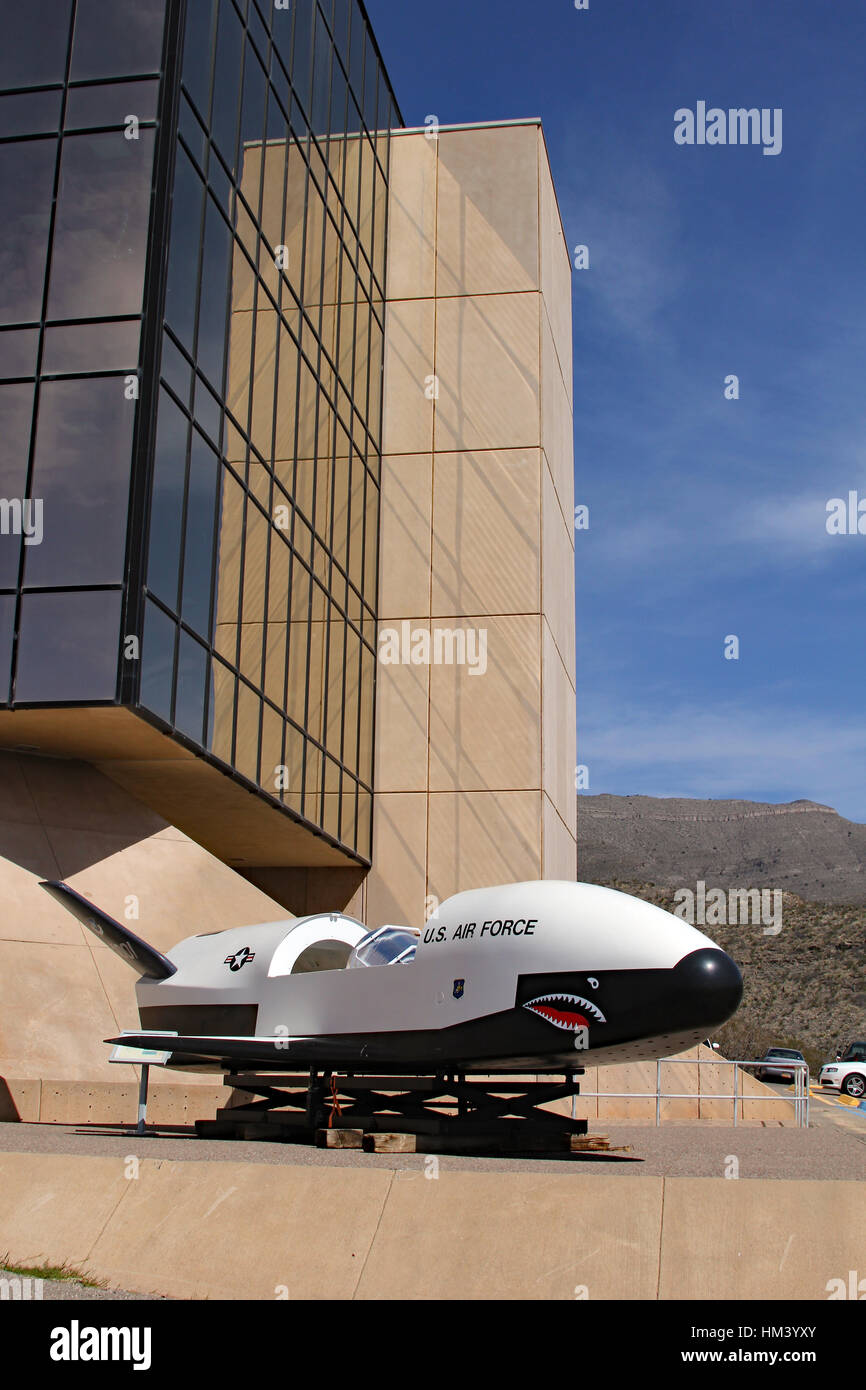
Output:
[0,940,132,1082]
[428,790,542,902]
[431,449,541,619]
[658,1178,866,1300]
[382,297,435,456]
[378,453,433,620]
[0,753,41,824]
[539,130,573,406]
[543,794,577,881]
[543,464,576,679]
[366,793,428,930]
[0,1152,129,1272]
[88,1157,392,1300]
[434,292,540,454]
[374,630,430,793]
[0,846,80,944]
[0,1077,40,1122]
[357,1168,664,1300]
[542,311,574,527]
[429,614,541,793]
[436,125,540,298]
[386,131,437,301]
[19,753,165,839]
[542,623,577,833]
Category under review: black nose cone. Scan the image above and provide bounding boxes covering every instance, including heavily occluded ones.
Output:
[672,948,743,1028]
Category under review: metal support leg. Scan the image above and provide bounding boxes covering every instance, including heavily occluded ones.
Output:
[136,1064,149,1136]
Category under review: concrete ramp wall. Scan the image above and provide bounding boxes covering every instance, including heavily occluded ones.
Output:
[0,1150,861,1300]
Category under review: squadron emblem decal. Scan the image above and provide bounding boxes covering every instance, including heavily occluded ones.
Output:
[224,946,256,972]
[523,993,606,1031]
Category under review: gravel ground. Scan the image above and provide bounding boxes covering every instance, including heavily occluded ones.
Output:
[0,1268,168,1301]
[1,1113,864,1179]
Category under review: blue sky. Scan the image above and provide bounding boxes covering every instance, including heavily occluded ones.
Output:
[365,0,866,821]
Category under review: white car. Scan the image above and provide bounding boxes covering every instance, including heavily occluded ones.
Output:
[819,1042,866,1099]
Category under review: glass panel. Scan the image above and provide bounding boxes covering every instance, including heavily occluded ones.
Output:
[291,0,315,121]
[25,377,133,586]
[48,131,155,321]
[196,194,232,392]
[238,42,267,206]
[0,0,72,89]
[15,589,121,702]
[42,319,141,374]
[180,0,216,120]
[146,387,189,610]
[178,92,207,170]
[0,329,38,380]
[164,147,205,353]
[0,89,63,136]
[210,0,243,169]
[0,593,14,703]
[193,374,222,447]
[0,382,34,587]
[70,0,166,81]
[65,79,159,129]
[175,630,208,741]
[159,332,192,407]
[139,598,175,721]
[0,139,55,325]
[311,8,331,137]
[362,31,378,134]
[332,0,350,62]
[181,430,218,638]
[234,679,260,782]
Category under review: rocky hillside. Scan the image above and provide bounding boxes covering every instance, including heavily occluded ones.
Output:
[598,879,866,1072]
[579,794,866,904]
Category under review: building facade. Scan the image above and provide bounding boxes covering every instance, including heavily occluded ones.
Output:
[0,2,576,1097]
[0,0,399,912]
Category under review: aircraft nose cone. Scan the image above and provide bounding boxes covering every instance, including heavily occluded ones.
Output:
[672,947,743,1028]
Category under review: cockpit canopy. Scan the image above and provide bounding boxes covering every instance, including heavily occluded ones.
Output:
[347,925,419,968]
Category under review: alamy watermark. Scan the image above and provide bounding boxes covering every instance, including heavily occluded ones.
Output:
[675,103,782,157]
[0,497,43,546]
[673,880,782,935]
[378,621,487,676]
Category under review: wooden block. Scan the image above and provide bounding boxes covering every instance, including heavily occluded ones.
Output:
[364,1132,417,1153]
[316,1128,365,1149]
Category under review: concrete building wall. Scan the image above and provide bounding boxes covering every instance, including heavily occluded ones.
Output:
[0,750,289,1087]
[368,123,576,929]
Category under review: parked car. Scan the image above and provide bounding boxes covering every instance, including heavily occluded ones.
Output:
[819,1041,866,1099]
[748,1048,807,1083]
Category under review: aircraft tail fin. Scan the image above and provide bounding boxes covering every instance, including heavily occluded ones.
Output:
[40,880,177,980]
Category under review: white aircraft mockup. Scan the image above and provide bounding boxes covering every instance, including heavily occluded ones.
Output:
[41,878,742,1074]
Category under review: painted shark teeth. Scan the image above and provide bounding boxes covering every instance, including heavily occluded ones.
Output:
[523,993,606,1031]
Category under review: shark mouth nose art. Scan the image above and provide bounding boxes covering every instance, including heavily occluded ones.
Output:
[523,993,606,1031]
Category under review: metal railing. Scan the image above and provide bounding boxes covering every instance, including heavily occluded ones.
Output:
[570,1057,810,1127]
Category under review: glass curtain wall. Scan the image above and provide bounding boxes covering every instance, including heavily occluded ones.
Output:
[0,0,166,702]
[138,0,399,862]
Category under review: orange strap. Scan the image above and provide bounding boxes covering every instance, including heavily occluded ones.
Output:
[328,1074,343,1129]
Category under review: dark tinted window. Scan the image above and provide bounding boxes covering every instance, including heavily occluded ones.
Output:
[70,0,166,80]
[0,89,63,136]
[140,598,175,721]
[0,140,55,324]
[42,320,141,375]
[0,329,39,380]
[48,131,155,320]
[147,388,188,609]
[65,80,159,129]
[0,0,72,89]
[15,589,121,701]
[25,377,133,586]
